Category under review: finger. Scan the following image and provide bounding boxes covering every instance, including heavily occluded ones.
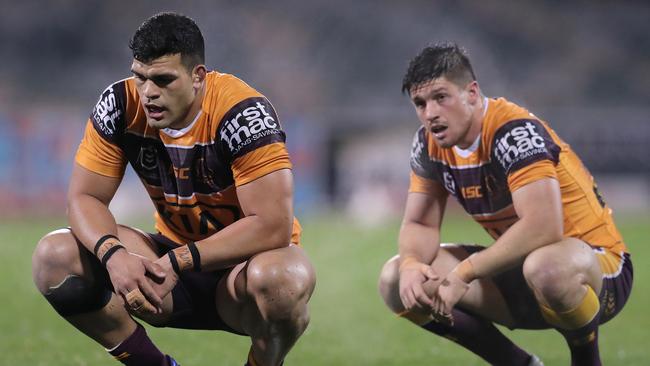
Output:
[402,288,417,310]
[138,279,164,311]
[412,286,434,308]
[124,288,156,314]
[142,259,166,279]
[421,279,440,298]
[432,310,454,327]
[432,294,443,315]
[424,266,439,281]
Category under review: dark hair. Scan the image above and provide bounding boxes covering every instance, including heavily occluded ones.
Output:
[129,12,205,70]
[401,42,476,95]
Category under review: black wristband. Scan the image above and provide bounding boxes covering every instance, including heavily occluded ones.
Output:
[187,242,202,272]
[100,244,126,267]
[168,251,181,274]
[94,234,119,257]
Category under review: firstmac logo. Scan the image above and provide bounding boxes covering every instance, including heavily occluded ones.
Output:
[494,120,548,172]
[220,100,280,154]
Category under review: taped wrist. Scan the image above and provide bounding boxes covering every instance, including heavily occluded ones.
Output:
[167,242,202,274]
[399,256,419,272]
[93,234,126,266]
[452,257,477,284]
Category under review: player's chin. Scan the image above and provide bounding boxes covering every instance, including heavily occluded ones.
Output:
[434,139,455,149]
[146,117,172,129]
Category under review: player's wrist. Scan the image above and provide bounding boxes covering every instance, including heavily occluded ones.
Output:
[94,234,127,267]
[398,256,421,273]
[167,242,202,274]
[452,257,477,284]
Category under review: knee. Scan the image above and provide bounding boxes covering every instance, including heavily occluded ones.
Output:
[522,249,572,302]
[32,229,80,292]
[378,256,401,310]
[246,254,316,320]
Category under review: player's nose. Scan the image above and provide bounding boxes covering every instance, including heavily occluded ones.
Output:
[142,80,160,100]
[423,102,440,122]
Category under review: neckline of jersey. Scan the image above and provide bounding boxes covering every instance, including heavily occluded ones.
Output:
[453,97,489,158]
[160,110,203,138]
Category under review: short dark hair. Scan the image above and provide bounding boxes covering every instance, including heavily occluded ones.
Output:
[129,12,205,70]
[401,42,476,95]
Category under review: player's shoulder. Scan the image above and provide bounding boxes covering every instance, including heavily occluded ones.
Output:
[204,71,265,112]
[89,77,141,142]
[483,97,536,134]
[481,97,552,147]
[483,97,561,173]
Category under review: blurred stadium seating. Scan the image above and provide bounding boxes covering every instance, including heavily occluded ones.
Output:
[1,0,648,220]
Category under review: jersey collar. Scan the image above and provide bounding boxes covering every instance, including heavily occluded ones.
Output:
[160,110,203,138]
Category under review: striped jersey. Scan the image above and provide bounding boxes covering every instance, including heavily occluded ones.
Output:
[75,71,301,245]
[409,97,626,255]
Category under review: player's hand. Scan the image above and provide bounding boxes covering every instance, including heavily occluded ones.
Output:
[432,270,470,315]
[105,249,166,315]
[151,254,180,300]
[398,257,439,312]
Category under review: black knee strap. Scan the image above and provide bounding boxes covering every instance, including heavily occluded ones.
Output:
[44,274,113,316]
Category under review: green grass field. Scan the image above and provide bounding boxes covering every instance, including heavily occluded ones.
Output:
[1,213,648,365]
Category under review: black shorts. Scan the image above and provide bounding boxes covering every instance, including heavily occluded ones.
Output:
[87,232,244,335]
[460,244,633,330]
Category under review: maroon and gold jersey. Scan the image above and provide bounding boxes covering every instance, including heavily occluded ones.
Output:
[409,97,626,256]
[75,71,301,245]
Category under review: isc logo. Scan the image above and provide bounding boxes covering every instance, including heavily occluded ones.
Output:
[219,101,278,152]
[494,121,546,169]
[461,186,483,199]
[92,85,123,136]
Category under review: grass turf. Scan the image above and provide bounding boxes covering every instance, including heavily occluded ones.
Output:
[1,213,647,365]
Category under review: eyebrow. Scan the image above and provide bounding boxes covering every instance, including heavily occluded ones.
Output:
[130,69,178,80]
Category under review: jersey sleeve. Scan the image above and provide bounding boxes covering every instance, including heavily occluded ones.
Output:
[74,81,128,177]
[216,96,291,186]
[491,118,561,180]
[507,159,558,192]
[408,126,440,193]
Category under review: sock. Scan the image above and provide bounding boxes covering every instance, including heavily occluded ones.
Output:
[244,349,258,366]
[421,308,532,366]
[244,348,283,366]
[107,323,168,366]
[540,285,601,366]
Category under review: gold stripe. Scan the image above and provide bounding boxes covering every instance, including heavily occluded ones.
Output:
[114,352,130,360]
[595,249,624,277]
[540,286,599,329]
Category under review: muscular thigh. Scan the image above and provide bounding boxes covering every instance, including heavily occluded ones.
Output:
[524,237,603,296]
[216,244,315,335]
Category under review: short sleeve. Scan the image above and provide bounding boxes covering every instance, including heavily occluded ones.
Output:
[231,142,292,186]
[74,81,129,177]
[75,121,127,177]
[216,96,290,185]
[410,126,440,179]
[507,159,558,192]
[491,119,560,177]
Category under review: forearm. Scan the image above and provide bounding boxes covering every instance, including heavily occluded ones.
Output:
[459,218,561,282]
[67,193,120,253]
[186,214,292,271]
[398,221,441,266]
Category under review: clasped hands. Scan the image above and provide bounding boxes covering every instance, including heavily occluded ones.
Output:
[105,249,178,317]
[398,257,474,324]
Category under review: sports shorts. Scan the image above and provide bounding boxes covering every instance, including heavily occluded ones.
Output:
[86,232,245,335]
[460,244,633,330]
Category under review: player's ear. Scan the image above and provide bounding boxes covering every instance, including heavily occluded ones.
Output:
[466,80,480,104]
[192,65,207,87]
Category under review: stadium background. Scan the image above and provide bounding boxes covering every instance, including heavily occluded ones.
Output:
[0,1,648,365]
